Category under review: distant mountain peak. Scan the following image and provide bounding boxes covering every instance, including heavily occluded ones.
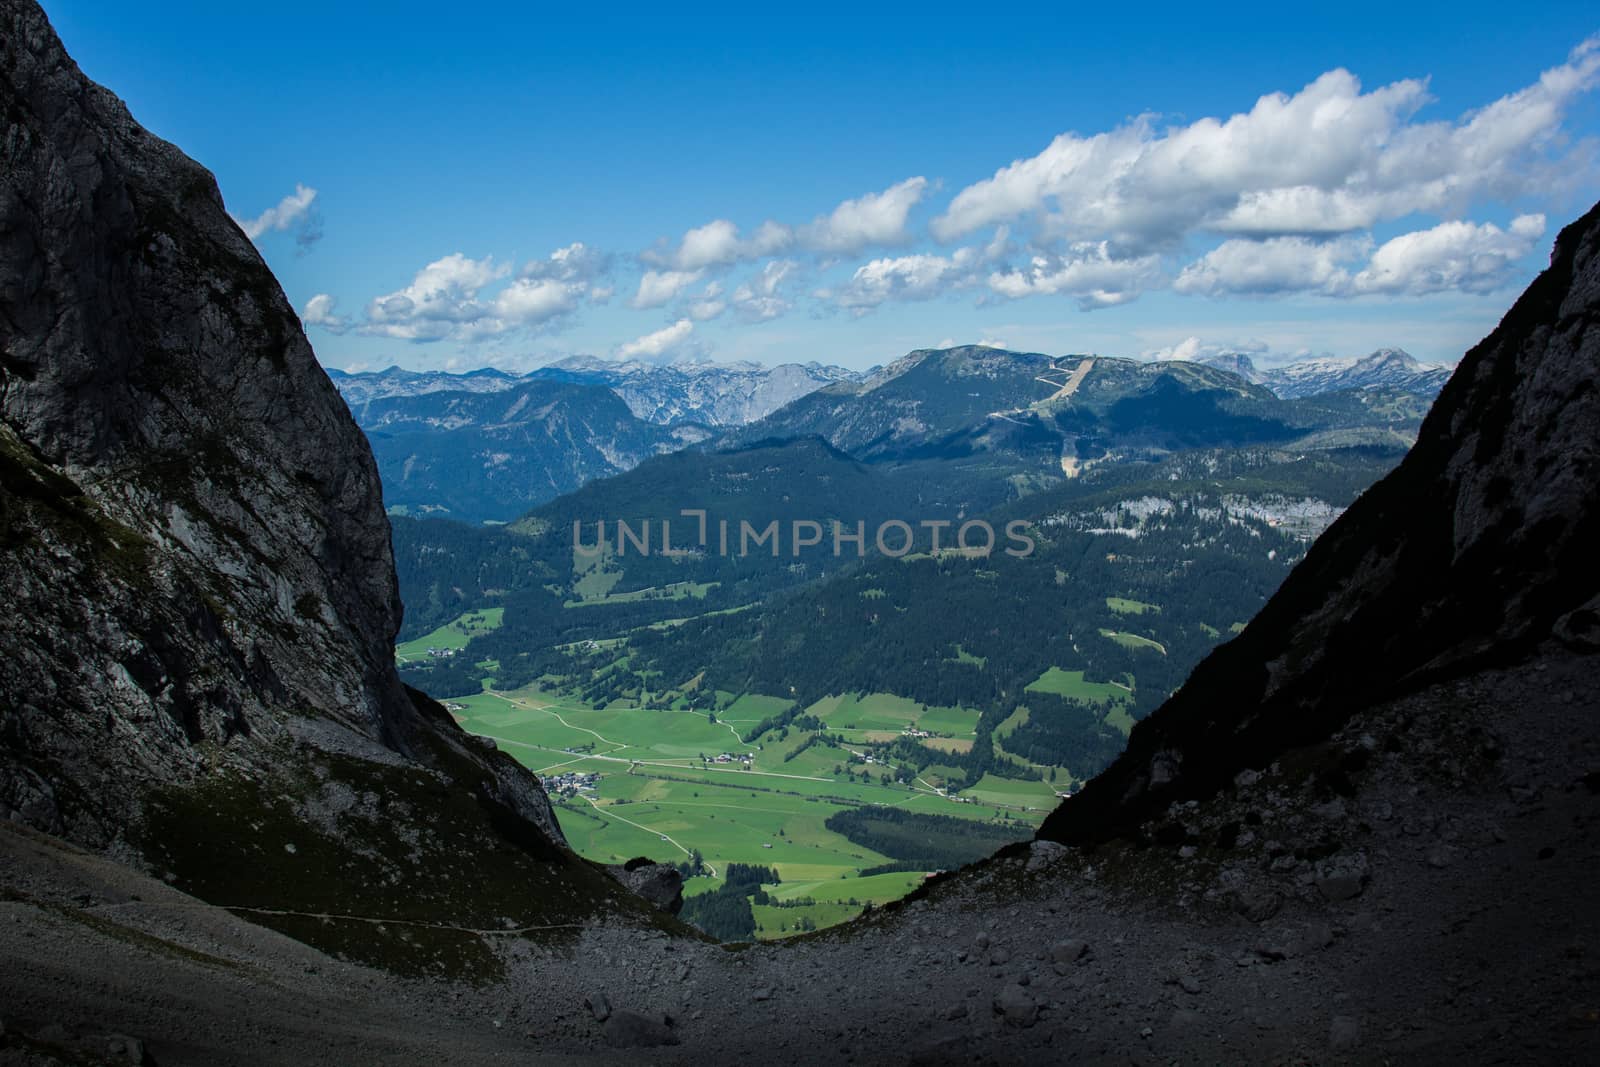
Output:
[1198,347,1446,400]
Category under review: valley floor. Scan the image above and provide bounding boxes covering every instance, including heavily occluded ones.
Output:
[3,647,1596,1065]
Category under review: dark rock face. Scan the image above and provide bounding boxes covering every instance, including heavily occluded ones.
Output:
[0,0,561,851]
[1042,200,1600,843]
[609,859,685,915]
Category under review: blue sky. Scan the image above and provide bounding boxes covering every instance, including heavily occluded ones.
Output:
[42,1,1600,372]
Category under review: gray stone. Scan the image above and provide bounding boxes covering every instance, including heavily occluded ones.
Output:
[1178,975,1202,995]
[608,859,684,915]
[992,984,1039,1028]
[1316,871,1366,901]
[1025,839,1068,872]
[1329,1014,1361,1049]
[603,1011,679,1048]
[1051,939,1088,963]
[585,991,611,1022]
[752,987,774,1001]
[1232,887,1282,922]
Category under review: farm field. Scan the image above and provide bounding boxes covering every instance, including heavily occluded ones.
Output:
[446,682,1039,938]
[1024,667,1132,705]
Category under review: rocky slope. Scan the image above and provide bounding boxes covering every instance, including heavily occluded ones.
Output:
[0,0,658,969]
[1043,201,1600,844]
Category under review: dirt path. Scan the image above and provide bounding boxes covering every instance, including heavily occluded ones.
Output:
[579,795,716,877]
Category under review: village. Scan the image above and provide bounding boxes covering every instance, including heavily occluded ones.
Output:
[540,770,601,797]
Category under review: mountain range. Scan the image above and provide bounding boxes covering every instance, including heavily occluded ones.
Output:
[1198,347,1452,399]
[331,355,862,428]
[350,378,707,523]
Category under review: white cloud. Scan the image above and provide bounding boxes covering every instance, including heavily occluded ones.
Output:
[300,293,349,334]
[358,246,605,342]
[650,218,794,271]
[933,39,1600,247]
[633,268,704,308]
[1174,235,1366,297]
[493,277,582,324]
[1140,336,1278,363]
[1352,214,1546,295]
[522,241,610,283]
[986,242,1163,310]
[831,249,978,312]
[1175,214,1546,298]
[617,318,695,360]
[233,183,322,250]
[362,253,509,341]
[645,177,925,273]
[803,177,928,253]
[730,259,798,321]
[687,281,727,322]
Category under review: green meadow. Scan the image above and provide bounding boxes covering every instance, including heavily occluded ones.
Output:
[445,683,1041,938]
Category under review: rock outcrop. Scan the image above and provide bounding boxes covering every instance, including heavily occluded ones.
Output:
[0,0,664,963]
[1042,199,1600,843]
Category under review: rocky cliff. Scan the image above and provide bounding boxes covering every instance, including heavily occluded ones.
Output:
[0,0,660,971]
[1042,200,1600,843]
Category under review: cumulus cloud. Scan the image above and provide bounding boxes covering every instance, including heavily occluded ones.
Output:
[358,246,606,342]
[644,177,926,274]
[933,39,1600,248]
[617,318,695,360]
[648,218,793,271]
[362,254,508,341]
[1352,214,1546,294]
[522,241,611,289]
[830,249,980,313]
[801,177,929,253]
[986,242,1163,309]
[1175,214,1547,298]
[300,293,349,334]
[233,183,323,251]
[633,268,705,309]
